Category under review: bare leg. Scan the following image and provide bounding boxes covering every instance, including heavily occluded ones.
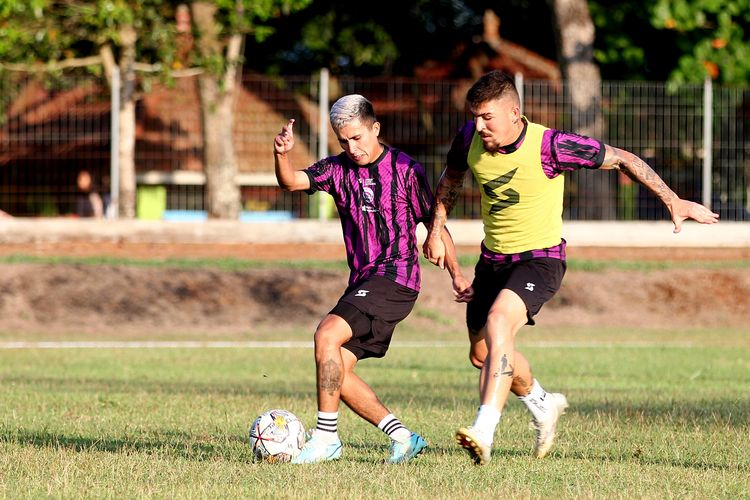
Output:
[339,348,390,426]
[292,314,352,463]
[458,290,565,463]
[480,289,528,412]
[313,314,353,413]
[467,309,535,399]
[510,352,534,396]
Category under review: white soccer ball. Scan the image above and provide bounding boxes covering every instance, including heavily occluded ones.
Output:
[249,409,306,463]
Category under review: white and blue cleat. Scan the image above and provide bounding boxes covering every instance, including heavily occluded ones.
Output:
[291,431,343,464]
[387,432,428,464]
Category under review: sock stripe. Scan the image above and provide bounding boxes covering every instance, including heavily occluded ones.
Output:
[382,420,406,435]
[316,412,338,433]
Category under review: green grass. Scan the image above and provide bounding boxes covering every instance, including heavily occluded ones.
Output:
[2,253,748,272]
[1,329,748,498]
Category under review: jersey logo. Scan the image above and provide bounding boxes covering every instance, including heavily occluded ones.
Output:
[355,289,369,297]
[359,178,379,213]
[525,282,535,291]
[483,168,519,214]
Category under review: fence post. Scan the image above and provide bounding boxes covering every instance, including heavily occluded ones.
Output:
[515,72,524,114]
[702,76,713,208]
[317,68,330,221]
[110,67,120,219]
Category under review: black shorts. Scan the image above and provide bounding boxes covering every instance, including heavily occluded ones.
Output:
[329,276,418,360]
[466,257,566,332]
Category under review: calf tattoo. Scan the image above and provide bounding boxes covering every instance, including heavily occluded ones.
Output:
[494,354,514,378]
[321,358,342,395]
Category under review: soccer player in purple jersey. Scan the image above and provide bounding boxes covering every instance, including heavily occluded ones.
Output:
[424,71,719,465]
[274,94,472,464]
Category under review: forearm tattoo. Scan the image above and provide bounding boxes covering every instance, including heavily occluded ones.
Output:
[321,358,342,395]
[611,148,676,204]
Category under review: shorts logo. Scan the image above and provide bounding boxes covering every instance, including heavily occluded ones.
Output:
[525,282,535,291]
[355,289,369,297]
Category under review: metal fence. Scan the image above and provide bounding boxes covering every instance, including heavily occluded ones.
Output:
[1,70,748,220]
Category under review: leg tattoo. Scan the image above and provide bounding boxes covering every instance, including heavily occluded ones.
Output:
[500,354,514,377]
[321,358,342,395]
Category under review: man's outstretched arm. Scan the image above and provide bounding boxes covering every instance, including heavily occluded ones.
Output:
[600,145,719,233]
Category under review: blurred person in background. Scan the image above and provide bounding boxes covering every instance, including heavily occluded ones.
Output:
[75,169,104,218]
[424,70,719,465]
[274,94,472,464]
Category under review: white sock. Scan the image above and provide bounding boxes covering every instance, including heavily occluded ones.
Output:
[377,413,412,443]
[518,379,549,422]
[315,411,339,441]
[472,405,501,445]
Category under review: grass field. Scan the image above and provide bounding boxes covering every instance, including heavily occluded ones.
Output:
[1,326,748,498]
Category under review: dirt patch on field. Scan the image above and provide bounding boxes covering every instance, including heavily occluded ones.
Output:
[0,243,748,335]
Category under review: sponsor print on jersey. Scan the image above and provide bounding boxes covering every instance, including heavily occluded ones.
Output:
[359,178,379,212]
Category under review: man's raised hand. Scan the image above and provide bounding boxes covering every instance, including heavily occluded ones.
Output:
[274,119,295,155]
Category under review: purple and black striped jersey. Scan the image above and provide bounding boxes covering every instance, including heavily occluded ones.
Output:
[303,145,433,292]
[446,119,605,177]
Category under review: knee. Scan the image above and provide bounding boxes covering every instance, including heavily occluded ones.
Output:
[485,314,511,336]
[313,316,350,352]
[313,326,340,354]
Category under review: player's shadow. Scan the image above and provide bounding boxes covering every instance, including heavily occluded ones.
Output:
[0,428,250,462]
[573,398,750,427]
[552,399,749,472]
[341,440,531,465]
[560,446,748,473]
[2,374,312,400]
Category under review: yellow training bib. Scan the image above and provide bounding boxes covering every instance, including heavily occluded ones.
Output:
[467,121,564,254]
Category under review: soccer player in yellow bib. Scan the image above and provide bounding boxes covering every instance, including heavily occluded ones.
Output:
[424,70,720,465]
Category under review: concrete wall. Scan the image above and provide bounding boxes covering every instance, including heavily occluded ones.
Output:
[1,218,748,247]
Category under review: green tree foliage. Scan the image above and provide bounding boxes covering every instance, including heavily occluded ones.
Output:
[0,0,177,72]
[588,2,675,81]
[651,0,750,84]
[246,0,491,75]
[243,0,749,85]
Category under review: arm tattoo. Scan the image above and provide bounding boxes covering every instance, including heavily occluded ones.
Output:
[610,147,676,205]
[438,180,462,215]
[320,358,342,395]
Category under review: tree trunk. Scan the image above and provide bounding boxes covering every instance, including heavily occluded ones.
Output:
[549,0,615,220]
[191,1,241,219]
[117,25,138,219]
[197,74,241,219]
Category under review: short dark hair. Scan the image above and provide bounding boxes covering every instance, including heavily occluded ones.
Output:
[466,71,519,108]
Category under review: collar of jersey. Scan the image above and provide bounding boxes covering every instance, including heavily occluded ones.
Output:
[496,117,529,154]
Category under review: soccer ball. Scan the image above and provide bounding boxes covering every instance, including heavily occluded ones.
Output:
[249,409,306,463]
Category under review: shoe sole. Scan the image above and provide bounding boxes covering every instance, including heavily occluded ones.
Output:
[455,428,490,465]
